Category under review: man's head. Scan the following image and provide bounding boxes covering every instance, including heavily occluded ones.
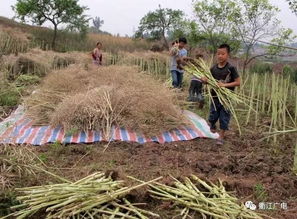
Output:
[96,42,102,49]
[172,40,179,47]
[217,44,230,64]
[178,37,187,49]
[195,53,203,59]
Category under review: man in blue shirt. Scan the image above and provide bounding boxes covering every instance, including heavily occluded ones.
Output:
[170,37,188,88]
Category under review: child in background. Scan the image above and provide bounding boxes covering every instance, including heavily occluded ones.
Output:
[187,54,205,108]
[170,37,188,88]
[170,40,179,56]
[170,40,183,71]
[92,42,103,66]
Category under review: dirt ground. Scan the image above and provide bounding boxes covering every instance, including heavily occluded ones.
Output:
[6,128,292,219]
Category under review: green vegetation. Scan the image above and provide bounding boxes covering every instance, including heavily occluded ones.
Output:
[0,30,30,55]
[287,0,297,15]
[249,62,273,74]
[193,0,240,53]
[14,0,89,49]
[253,183,268,202]
[283,64,297,83]
[135,6,184,49]
[0,81,22,107]
[0,1,297,218]
[15,74,40,86]
[0,16,150,53]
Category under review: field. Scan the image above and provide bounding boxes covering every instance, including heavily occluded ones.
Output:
[1,18,297,219]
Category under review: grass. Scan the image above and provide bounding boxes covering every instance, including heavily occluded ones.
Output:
[294,142,297,175]
[249,62,273,74]
[0,16,151,54]
[0,29,29,55]
[0,192,20,217]
[1,48,88,80]
[15,74,41,86]
[104,51,171,80]
[49,141,67,156]
[253,183,268,202]
[0,81,22,107]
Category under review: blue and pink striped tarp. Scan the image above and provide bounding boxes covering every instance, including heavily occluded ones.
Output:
[0,106,219,145]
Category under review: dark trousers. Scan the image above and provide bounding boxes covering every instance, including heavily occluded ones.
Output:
[171,70,183,88]
[208,98,231,130]
[188,80,204,102]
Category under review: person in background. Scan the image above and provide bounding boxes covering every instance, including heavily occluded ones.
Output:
[92,42,103,66]
[187,53,205,108]
[201,44,240,145]
[170,40,179,56]
[170,37,188,89]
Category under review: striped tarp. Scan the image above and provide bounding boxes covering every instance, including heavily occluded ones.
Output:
[0,106,219,145]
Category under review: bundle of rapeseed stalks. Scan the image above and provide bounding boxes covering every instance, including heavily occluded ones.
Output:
[25,65,187,139]
[148,175,263,219]
[185,58,251,134]
[8,172,160,219]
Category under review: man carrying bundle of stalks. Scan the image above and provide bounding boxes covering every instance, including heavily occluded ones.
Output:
[201,44,241,145]
[170,37,188,89]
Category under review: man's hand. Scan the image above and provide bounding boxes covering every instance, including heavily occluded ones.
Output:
[218,78,240,88]
[218,82,225,87]
[200,77,208,83]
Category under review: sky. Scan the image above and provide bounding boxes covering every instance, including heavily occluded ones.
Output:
[0,0,297,36]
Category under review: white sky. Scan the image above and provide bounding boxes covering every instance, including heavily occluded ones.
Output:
[0,0,297,36]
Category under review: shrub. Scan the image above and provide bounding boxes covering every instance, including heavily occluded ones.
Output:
[249,62,273,74]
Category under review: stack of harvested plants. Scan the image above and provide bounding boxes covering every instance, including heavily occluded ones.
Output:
[25,64,187,139]
[145,175,263,219]
[8,172,160,219]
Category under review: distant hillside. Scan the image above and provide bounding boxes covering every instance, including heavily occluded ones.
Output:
[289,42,297,48]
[0,16,151,54]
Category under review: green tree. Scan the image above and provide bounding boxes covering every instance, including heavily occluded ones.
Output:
[266,28,296,57]
[13,0,89,49]
[66,14,90,38]
[168,20,203,50]
[231,0,294,73]
[90,16,104,33]
[193,0,240,54]
[287,0,297,15]
[135,5,184,49]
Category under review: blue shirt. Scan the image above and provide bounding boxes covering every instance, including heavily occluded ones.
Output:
[170,48,187,73]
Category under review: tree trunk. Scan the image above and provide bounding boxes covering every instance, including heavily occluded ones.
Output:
[161,29,169,50]
[243,60,248,74]
[243,46,252,74]
[52,24,58,50]
[210,36,217,56]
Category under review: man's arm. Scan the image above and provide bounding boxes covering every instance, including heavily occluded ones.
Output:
[219,66,240,87]
[176,57,188,65]
[169,47,178,56]
[218,77,240,88]
[177,50,193,65]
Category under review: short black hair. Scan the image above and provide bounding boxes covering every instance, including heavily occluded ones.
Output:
[218,44,230,53]
[178,37,187,44]
[171,40,178,46]
[96,42,102,46]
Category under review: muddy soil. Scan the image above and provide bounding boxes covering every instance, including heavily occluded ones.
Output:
[24,129,297,219]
